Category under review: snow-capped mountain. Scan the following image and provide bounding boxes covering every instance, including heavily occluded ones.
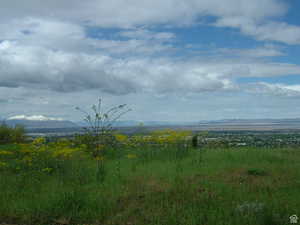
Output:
[5,115,78,129]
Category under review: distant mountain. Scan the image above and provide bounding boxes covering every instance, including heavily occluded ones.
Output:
[76,120,141,127]
[200,118,300,125]
[76,120,197,127]
[5,119,78,129]
[5,117,300,131]
[76,118,300,128]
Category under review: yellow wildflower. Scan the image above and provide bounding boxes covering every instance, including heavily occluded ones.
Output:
[115,134,128,143]
[96,144,105,150]
[19,144,34,153]
[55,138,72,148]
[95,156,105,161]
[42,167,53,173]
[127,154,137,159]
[0,161,7,167]
[0,150,14,155]
[80,144,87,150]
[52,147,79,158]
[20,148,34,153]
[22,156,33,163]
[32,137,46,146]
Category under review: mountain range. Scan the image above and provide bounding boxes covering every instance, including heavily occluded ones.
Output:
[4,119,78,129]
[3,117,300,130]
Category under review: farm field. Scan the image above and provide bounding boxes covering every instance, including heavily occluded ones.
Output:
[0,132,300,225]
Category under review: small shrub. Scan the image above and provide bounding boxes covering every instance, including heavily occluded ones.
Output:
[0,123,26,144]
[192,135,198,148]
[247,168,267,176]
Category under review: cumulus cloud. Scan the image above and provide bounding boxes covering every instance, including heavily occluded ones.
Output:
[215,18,300,45]
[1,0,299,44]
[0,16,300,97]
[0,18,176,56]
[246,82,300,97]
[2,37,300,95]
[0,40,230,94]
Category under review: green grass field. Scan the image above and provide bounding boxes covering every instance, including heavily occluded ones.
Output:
[0,143,300,225]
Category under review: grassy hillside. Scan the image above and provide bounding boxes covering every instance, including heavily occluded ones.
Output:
[0,135,299,225]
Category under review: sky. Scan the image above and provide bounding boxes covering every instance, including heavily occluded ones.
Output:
[1,0,300,122]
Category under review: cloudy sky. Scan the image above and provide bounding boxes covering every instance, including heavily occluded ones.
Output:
[1,0,300,122]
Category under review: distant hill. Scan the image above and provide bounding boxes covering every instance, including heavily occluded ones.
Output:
[76,120,196,127]
[76,118,300,127]
[5,119,78,129]
[76,120,141,127]
[199,118,300,125]
[4,117,300,132]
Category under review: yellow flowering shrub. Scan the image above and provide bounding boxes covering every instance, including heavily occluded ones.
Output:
[96,144,105,150]
[115,134,128,143]
[0,150,14,155]
[150,129,192,145]
[52,147,81,159]
[54,138,72,148]
[95,155,105,161]
[0,137,92,173]
[22,156,33,163]
[0,161,7,168]
[127,154,137,159]
[32,137,46,146]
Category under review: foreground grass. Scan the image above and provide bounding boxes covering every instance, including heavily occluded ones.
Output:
[0,145,300,225]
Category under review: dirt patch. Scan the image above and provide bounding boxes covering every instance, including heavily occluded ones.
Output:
[215,168,272,188]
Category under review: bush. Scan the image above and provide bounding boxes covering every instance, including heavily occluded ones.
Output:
[0,123,26,144]
[247,168,267,176]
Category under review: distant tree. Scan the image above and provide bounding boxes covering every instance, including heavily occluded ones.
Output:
[0,122,26,144]
[11,125,26,143]
[192,131,209,148]
[0,122,10,144]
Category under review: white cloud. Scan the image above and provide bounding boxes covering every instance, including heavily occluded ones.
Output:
[1,0,298,44]
[0,17,300,98]
[90,39,175,55]
[0,18,86,52]
[215,18,300,45]
[218,44,285,58]
[245,22,300,44]
[246,82,300,97]
[2,21,300,96]
[119,29,175,41]
[2,38,300,95]
[0,18,176,56]
[8,115,64,121]
[0,0,286,26]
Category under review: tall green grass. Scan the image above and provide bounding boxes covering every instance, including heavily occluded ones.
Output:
[0,144,299,225]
